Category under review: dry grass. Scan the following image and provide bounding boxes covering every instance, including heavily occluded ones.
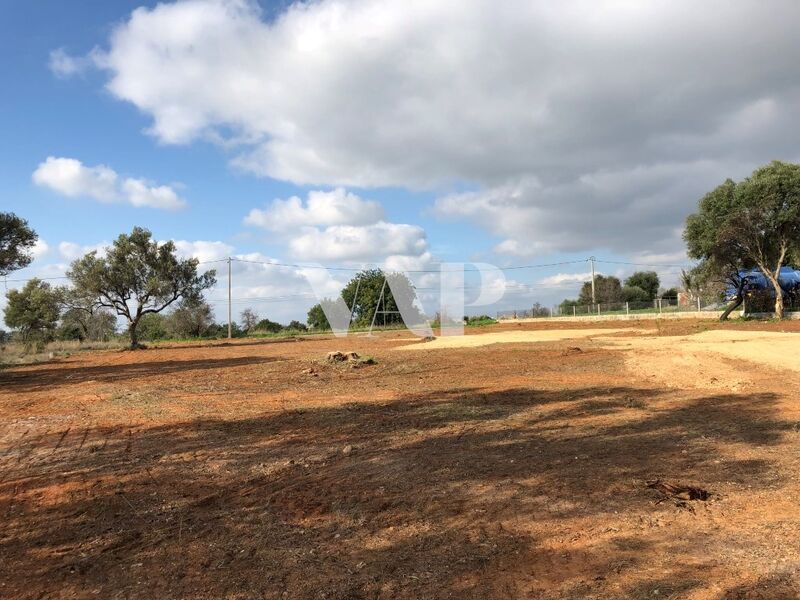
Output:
[0,339,125,366]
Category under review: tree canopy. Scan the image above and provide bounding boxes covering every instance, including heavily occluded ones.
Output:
[166,298,215,339]
[341,269,403,327]
[67,227,216,348]
[307,302,331,330]
[0,212,38,277]
[621,285,650,303]
[4,278,61,349]
[577,274,622,305]
[684,161,800,318]
[240,308,259,332]
[624,271,660,300]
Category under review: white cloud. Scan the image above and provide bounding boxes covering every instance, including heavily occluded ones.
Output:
[122,178,186,210]
[289,222,427,262]
[539,272,592,286]
[62,0,800,256]
[172,240,234,263]
[58,241,109,261]
[33,157,186,210]
[244,188,383,231]
[434,160,750,257]
[31,239,50,260]
[48,48,95,78]
[33,157,118,202]
[244,188,428,264]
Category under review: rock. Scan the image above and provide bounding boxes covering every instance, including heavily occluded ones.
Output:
[342,444,353,456]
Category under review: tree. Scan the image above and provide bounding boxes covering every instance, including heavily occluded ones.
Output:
[4,279,62,349]
[166,298,214,338]
[684,180,752,319]
[341,269,424,328]
[578,275,622,305]
[621,285,650,303]
[731,162,800,317]
[530,302,549,317]
[57,287,117,342]
[58,307,117,342]
[685,162,800,318]
[286,320,308,332]
[661,287,679,299]
[137,313,168,341]
[340,269,400,327]
[679,268,697,301]
[0,213,38,277]
[307,302,331,330]
[559,298,580,312]
[254,317,284,333]
[624,271,660,301]
[67,227,217,348]
[240,308,259,332]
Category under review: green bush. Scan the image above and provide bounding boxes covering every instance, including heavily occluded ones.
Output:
[621,285,650,303]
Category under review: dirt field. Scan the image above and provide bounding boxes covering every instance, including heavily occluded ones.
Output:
[2,319,800,599]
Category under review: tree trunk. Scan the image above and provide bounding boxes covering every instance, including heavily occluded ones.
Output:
[774,287,785,319]
[720,278,746,321]
[764,273,784,319]
[128,320,141,349]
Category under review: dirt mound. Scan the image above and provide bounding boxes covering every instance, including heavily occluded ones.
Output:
[325,351,376,366]
[326,351,361,363]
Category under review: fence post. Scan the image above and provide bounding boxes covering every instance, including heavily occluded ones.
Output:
[597,303,600,315]
[696,296,701,312]
[626,301,629,315]
[658,298,662,314]
[573,306,576,317]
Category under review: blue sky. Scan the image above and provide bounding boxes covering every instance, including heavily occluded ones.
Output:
[4,1,799,323]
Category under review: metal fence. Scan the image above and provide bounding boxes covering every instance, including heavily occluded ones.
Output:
[498,293,800,320]
[497,297,719,320]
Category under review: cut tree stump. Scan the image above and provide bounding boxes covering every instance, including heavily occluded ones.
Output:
[646,480,710,501]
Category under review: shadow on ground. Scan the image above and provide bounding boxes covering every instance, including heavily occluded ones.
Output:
[0,356,278,392]
[0,384,796,598]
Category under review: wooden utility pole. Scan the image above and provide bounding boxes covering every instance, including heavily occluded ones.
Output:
[227,257,232,339]
[589,256,597,304]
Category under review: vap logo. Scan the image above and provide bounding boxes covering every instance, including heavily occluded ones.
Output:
[305,263,507,337]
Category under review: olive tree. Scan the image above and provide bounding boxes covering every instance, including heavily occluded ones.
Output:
[732,162,800,317]
[578,275,623,305]
[624,271,660,301]
[166,298,215,338]
[240,308,259,332]
[0,212,38,276]
[4,278,62,349]
[685,162,800,318]
[67,227,216,348]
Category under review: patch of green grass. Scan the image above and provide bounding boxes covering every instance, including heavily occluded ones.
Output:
[465,317,498,327]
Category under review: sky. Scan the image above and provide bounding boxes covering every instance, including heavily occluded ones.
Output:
[3,0,800,324]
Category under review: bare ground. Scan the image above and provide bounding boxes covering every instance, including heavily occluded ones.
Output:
[1,319,800,599]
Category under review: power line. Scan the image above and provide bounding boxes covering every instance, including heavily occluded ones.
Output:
[594,259,692,269]
[204,281,586,306]
[229,256,589,273]
[2,256,693,286]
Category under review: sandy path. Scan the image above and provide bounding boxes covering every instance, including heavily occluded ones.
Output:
[395,328,650,350]
[605,329,800,374]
